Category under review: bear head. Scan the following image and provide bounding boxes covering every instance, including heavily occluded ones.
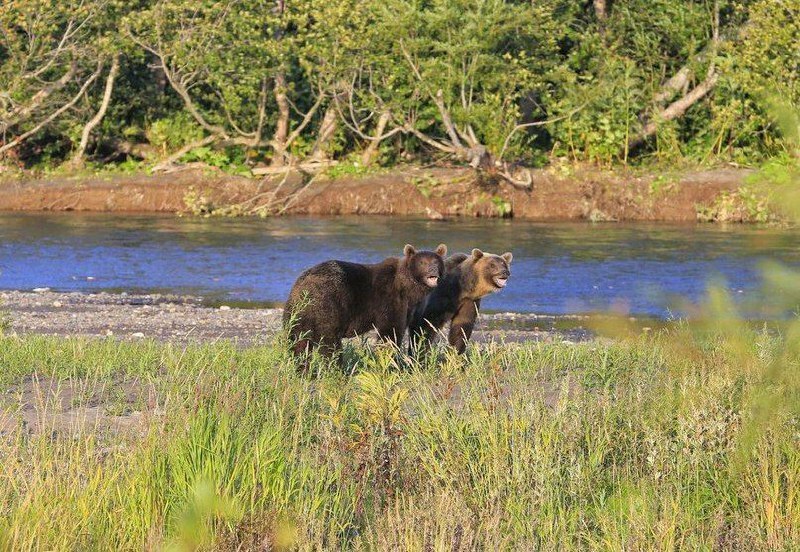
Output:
[468,248,513,296]
[404,243,447,288]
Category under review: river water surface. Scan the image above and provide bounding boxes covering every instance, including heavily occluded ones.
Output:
[1,213,798,317]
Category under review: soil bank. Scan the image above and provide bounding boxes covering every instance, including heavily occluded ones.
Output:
[0,166,753,221]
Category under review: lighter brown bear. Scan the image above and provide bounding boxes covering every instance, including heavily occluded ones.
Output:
[409,248,512,354]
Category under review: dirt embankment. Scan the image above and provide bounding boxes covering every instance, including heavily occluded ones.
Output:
[0,166,753,221]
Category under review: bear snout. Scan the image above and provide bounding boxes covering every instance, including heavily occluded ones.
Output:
[493,271,510,288]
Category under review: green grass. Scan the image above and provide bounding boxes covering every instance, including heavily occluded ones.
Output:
[0,326,798,551]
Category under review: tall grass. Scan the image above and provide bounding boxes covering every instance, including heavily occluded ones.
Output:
[0,320,797,550]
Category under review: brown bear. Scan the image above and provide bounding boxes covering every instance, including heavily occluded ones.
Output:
[283,244,447,364]
[409,248,512,354]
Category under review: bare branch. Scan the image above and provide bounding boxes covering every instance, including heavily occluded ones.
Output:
[498,104,588,161]
[70,54,120,167]
[128,31,229,139]
[362,111,393,165]
[283,93,326,150]
[253,77,268,147]
[0,60,104,156]
[629,0,723,151]
[1,61,77,131]
[399,40,464,149]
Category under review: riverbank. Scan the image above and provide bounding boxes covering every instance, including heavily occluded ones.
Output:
[0,290,593,344]
[0,165,759,221]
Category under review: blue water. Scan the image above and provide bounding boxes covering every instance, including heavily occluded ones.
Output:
[1,213,798,317]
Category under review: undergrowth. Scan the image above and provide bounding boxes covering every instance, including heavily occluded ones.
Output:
[0,318,798,550]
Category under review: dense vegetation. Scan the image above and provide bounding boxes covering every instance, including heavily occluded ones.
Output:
[1,0,798,177]
[0,316,798,549]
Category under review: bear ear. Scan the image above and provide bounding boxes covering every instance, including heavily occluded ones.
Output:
[501,252,513,265]
[404,244,417,257]
[435,243,447,257]
[471,248,484,260]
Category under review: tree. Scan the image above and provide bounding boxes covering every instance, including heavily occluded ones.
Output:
[337,0,565,182]
[126,0,282,166]
[0,0,108,159]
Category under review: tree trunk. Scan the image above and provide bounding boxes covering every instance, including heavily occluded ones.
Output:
[361,111,391,166]
[310,103,338,161]
[272,72,290,166]
[653,66,691,105]
[69,54,120,168]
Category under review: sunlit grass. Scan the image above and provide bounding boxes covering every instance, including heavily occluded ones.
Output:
[0,319,797,550]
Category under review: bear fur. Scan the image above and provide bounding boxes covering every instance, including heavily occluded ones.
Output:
[409,248,512,354]
[284,244,447,363]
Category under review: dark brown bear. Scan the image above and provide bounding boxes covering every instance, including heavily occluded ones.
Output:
[409,248,512,354]
[283,244,447,363]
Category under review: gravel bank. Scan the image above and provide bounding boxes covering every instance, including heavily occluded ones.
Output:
[0,290,592,345]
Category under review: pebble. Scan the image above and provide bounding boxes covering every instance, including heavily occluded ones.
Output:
[131,332,145,338]
[52,301,62,308]
[219,305,231,311]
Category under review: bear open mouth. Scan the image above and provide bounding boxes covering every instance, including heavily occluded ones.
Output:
[425,275,439,287]
[493,275,508,288]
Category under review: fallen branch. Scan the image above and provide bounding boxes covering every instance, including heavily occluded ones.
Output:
[496,162,533,190]
[151,134,218,172]
[251,160,337,176]
[277,170,321,215]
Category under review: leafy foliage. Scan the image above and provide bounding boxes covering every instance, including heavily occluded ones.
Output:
[0,0,797,172]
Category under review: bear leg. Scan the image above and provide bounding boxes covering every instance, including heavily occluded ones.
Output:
[448,300,480,354]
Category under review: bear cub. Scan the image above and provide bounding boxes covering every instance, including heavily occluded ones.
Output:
[284,244,447,363]
[409,248,512,354]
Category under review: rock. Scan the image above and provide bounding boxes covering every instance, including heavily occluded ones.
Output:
[52,301,62,308]
[105,330,114,336]
[219,305,231,311]
[33,287,50,293]
[131,332,145,338]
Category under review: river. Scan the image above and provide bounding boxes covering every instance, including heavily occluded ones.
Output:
[1,213,797,317]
